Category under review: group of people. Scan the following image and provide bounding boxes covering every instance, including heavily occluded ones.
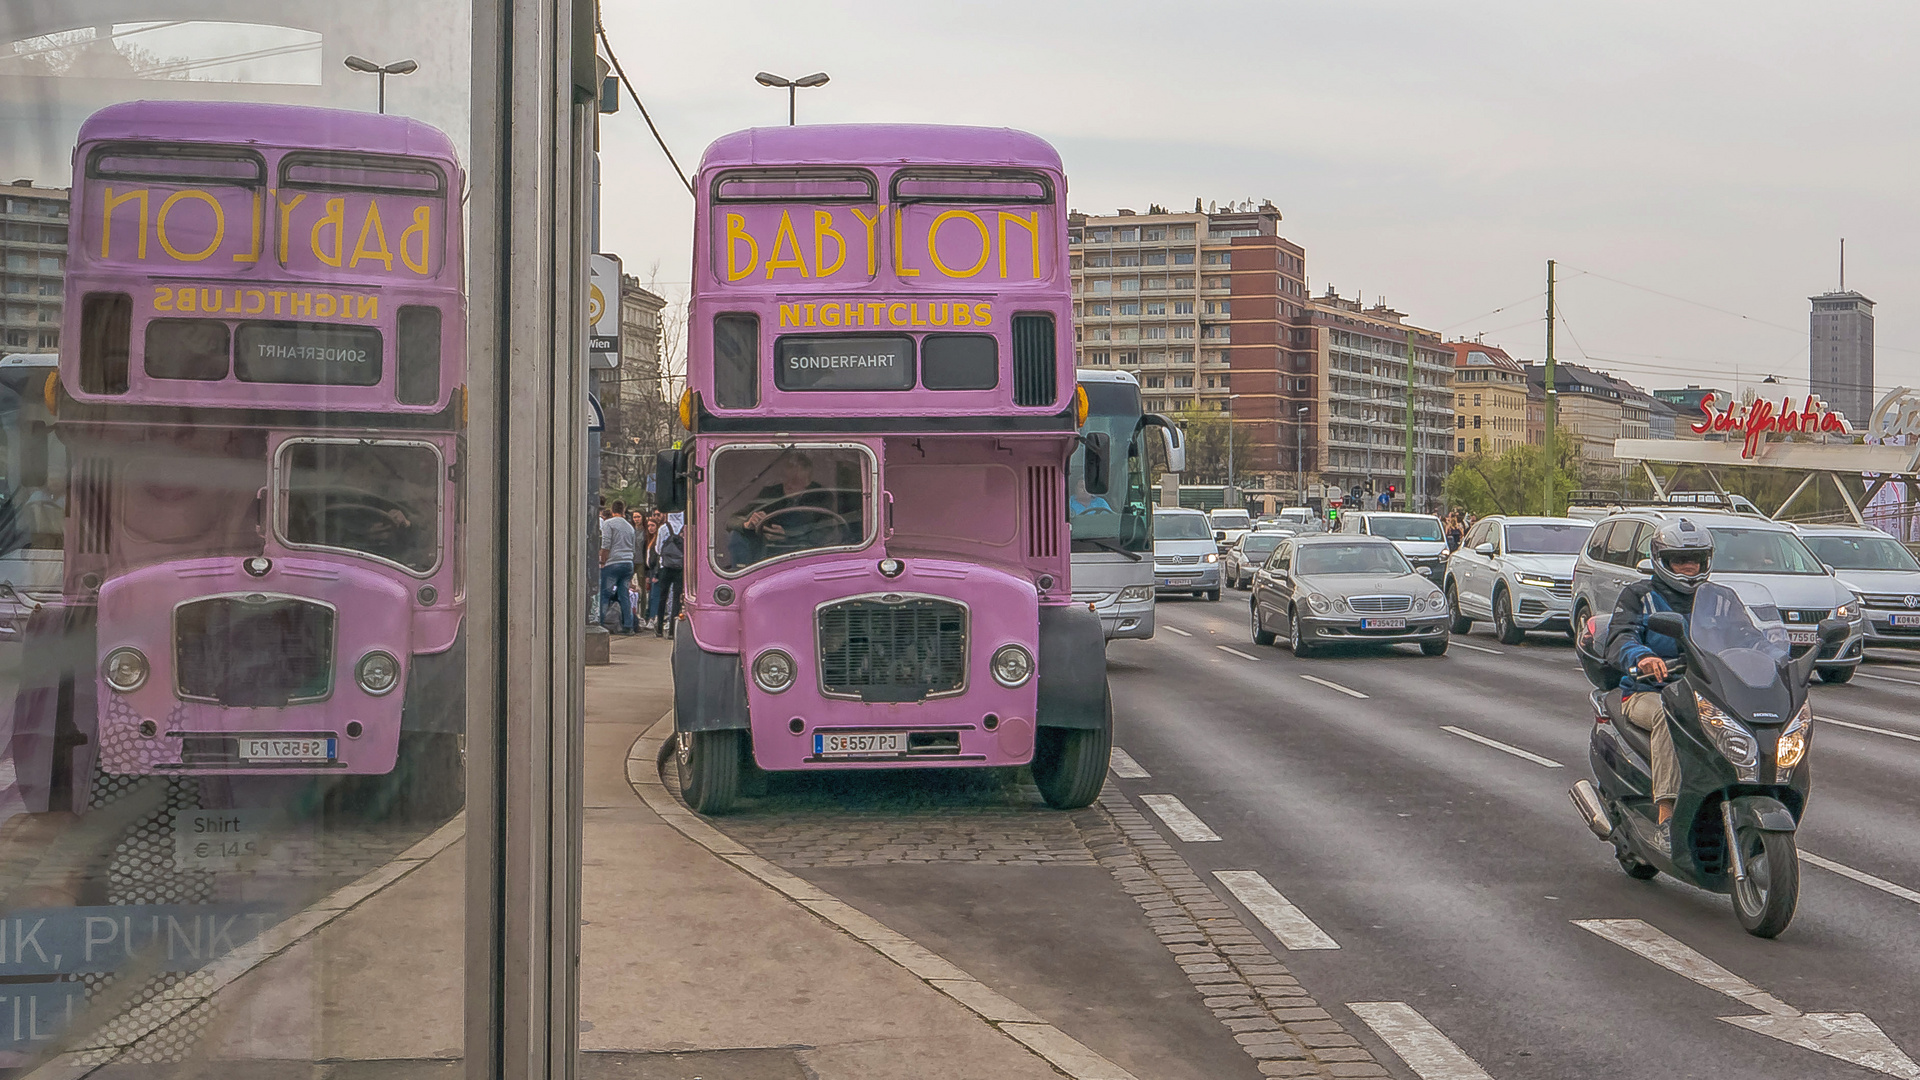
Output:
[1443,509,1476,552]
[598,500,685,638]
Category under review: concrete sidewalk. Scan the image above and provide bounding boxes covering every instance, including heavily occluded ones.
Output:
[578,633,1093,1079]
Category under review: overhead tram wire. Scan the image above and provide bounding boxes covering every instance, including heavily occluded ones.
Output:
[596,22,694,198]
[1441,290,1553,333]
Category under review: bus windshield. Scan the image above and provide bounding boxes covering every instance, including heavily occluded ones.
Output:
[1071,380,1150,554]
[711,444,872,574]
[280,440,441,574]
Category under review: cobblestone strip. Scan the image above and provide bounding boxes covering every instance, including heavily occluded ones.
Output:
[1093,790,1391,1080]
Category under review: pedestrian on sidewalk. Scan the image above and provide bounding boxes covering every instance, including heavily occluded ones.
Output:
[639,508,664,630]
[649,510,685,639]
[599,499,639,634]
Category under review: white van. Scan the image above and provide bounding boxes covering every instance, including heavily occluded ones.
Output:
[1154,507,1222,601]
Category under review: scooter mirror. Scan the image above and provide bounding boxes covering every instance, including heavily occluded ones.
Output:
[1635,558,1655,575]
[1817,617,1850,646]
[1646,611,1687,639]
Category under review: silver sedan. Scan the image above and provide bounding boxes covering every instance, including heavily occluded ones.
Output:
[1249,535,1452,658]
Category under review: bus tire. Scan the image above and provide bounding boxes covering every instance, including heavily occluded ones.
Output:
[395,732,465,821]
[677,729,742,815]
[1033,689,1112,810]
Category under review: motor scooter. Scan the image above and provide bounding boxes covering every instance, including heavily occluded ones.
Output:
[1569,581,1846,938]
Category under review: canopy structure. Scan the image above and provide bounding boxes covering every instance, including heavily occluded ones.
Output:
[1611,437,1920,537]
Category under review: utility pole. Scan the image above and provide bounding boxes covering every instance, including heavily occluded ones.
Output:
[1404,328,1416,511]
[1543,259,1557,515]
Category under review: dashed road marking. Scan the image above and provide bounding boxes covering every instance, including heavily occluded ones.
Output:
[1348,1001,1493,1079]
[1802,852,1920,907]
[1164,626,1194,637]
[1138,794,1222,842]
[1853,670,1920,687]
[1440,725,1564,768]
[1820,716,1920,744]
[1213,870,1340,950]
[1447,640,1503,655]
[1298,673,1369,699]
[1217,645,1261,661]
[1108,746,1151,779]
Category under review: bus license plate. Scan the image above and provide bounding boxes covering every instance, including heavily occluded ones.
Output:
[241,738,335,762]
[1361,617,1406,630]
[1787,629,1818,645]
[814,732,904,757]
[1894,614,1920,627]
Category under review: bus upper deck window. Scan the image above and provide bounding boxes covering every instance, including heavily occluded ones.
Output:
[714,313,759,409]
[396,306,441,405]
[80,292,132,395]
[145,319,231,380]
[921,334,997,390]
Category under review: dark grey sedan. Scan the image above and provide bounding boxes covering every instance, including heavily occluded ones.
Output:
[1249,535,1452,657]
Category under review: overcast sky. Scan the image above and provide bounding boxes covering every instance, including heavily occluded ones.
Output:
[597,0,1920,406]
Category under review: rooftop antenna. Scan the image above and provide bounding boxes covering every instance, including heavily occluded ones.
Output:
[1839,238,1845,291]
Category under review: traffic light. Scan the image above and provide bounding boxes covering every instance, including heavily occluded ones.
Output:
[1388,485,1396,497]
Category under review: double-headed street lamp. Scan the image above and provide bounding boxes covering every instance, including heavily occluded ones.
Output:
[754,71,830,125]
[1295,405,1310,506]
[344,55,418,114]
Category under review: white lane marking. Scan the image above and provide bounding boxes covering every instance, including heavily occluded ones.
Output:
[1138,794,1223,842]
[1298,673,1369,699]
[1217,645,1261,661]
[1573,919,1797,1016]
[1164,626,1194,637]
[1347,1001,1493,1080]
[1213,870,1340,950]
[1440,725,1564,768]
[1447,640,1504,655]
[1854,671,1920,686]
[1109,746,1151,779]
[1820,716,1920,744]
[1802,852,1920,907]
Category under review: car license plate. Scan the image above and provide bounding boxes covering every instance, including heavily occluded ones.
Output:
[814,732,904,757]
[1787,629,1818,645]
[1894,614,1920,628]
[240,737,335,762]
[1361,617,1407,630]
[1161,577,1187,586]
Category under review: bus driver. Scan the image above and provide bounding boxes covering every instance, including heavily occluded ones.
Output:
[724,450,853,567]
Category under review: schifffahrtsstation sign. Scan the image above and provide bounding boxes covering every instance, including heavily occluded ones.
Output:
[588,253,622,369]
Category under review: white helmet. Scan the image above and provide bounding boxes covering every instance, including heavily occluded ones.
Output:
[1649,518,1713,594]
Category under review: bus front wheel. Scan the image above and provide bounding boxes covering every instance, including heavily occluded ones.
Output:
[677,729,742,815]
[1033,690,1112,810]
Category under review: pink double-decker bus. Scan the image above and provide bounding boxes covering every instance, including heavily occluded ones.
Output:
[9,101,465,818]
[659,124,1113,814]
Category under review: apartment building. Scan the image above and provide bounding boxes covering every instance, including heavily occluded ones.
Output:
[1308,289,1454,507]
[0,181,69,354]
[1448,341,1528,456]
[1069,203,1313,481]
[1526,361,1638,474]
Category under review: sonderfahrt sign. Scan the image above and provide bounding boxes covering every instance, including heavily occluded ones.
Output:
[1691,393,1852,458]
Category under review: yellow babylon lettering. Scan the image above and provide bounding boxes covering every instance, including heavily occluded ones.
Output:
[718,207,1043,283]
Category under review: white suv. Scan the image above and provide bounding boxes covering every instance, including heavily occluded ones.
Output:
[1443,516,1592,643]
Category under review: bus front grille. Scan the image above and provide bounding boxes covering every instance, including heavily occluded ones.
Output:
[174,595,335,707]
[817,596,967,703]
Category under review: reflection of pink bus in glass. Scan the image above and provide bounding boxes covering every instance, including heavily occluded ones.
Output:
[8,102,465,818]
[659,125,1113,814]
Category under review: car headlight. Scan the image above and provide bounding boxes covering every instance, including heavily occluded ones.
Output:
[1427,590,1446,611]
[103,647,149,693]
[1332,596,1349,613]
[1516,574,1556,589]
[1307,593,1331,614]
[1119,585,1153,603]
[356,651,401,695]
[1835,600,1861,621]
[752,649,796,693]
[1413,595,1427,612]
[1776,701,1813,774]
[1205,552,1219,563]
[1694,691,1758,772]
[990,644,1034,688]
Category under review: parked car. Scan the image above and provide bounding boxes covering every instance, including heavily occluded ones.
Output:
[1570,509,1864,682]
[1154,506,1222,600]
[1249,534,1450,657]
[1443,516,1593,643]
[1209,507,1253,548]
[1224,530,1291,589]
[1795,523,1920,651]
[1335,511,1449,580]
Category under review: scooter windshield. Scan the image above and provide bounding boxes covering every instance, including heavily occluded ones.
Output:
[1688,582,1791,689]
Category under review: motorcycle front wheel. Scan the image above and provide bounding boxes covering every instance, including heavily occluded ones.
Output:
[1731,826,1799,938]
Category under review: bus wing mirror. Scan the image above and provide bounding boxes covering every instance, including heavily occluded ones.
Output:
[1144,413,1186,474]
[1081,431,1111,495]
[654,448,687,513]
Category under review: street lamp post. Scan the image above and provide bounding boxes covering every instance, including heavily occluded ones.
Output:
[754,71,830,124]
[343,55,418,114]
[1295,405,1309,506]
[1226,394,1235,505]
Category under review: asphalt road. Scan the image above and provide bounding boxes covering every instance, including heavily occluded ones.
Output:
[1104,591,1920,1079]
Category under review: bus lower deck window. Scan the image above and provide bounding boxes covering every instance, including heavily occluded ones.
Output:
[921,334,997,390]
[714,313,760,408]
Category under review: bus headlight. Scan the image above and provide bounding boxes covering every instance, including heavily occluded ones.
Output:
[753,649,796,693]
[356,651,401,696]
[1119,585,1153,603]
[1776,701,1813,773]
[990,644,1034,688]
[104,647,148,693]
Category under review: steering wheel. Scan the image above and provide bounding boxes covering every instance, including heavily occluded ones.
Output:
[755,504,849,551]
[291,489,417,558]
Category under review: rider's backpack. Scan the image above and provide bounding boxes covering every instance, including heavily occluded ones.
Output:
[659,527,684,571]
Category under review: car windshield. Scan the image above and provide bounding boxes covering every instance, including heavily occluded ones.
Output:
[1241,535,1284,557]
[1297,542,1411,576]
[1710,526,1825,575]
[281,441,441,573]
[1210,510,1250,529]
[1805,534,1920,571]
[1368,516,1443,542]
[712,444,871,573]
[1155,513,1212,540]
[1688,581,1791,688]
[1505,522,1592,554]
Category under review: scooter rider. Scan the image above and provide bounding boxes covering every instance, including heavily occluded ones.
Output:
[1605,518,1715,852]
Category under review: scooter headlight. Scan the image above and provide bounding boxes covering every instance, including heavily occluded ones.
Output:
[1776,701,1813,774]
[1694,691,1758,773]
